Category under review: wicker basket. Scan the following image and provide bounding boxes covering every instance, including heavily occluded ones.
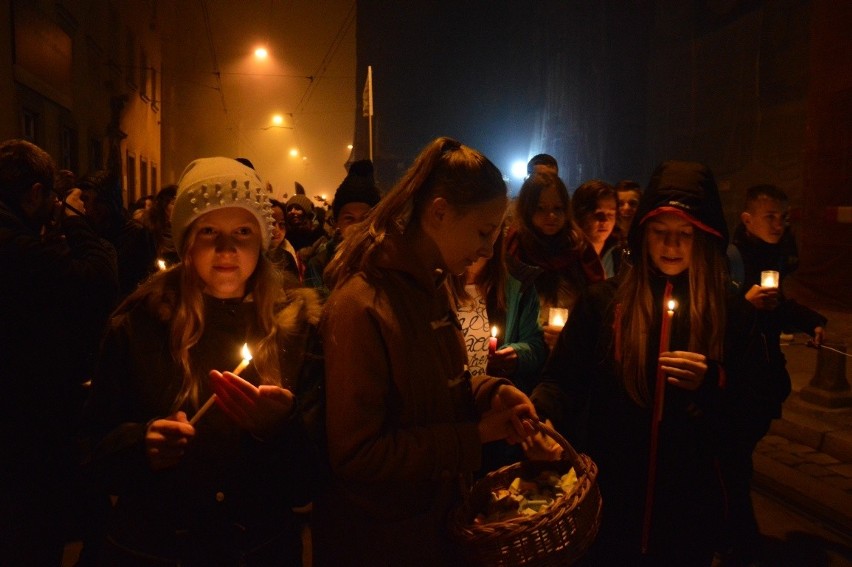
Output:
[450,421,602,566]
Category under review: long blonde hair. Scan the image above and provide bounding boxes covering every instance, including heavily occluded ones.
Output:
[614,228,729,407]
[114,225,286,411]
[324,137,507,290]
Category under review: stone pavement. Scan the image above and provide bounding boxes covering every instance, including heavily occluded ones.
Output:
[752,305,852,541]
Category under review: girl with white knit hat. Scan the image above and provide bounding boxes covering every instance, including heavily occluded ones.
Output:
[83,157,323,566]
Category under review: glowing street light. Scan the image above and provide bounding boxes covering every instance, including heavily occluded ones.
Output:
[272,114,283,126]
[510,160,527,180]
[254,47,268,59]
[289,148,299,157]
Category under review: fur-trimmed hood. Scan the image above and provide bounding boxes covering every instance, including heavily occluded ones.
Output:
[275,286,323,333]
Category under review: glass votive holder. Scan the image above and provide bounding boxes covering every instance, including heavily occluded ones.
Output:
[760,270,779,289]
[548,307,569,328]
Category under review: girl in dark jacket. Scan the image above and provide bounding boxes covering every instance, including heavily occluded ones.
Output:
[83,157,322,566]
[314,137,537,566]
[532,161,774,565]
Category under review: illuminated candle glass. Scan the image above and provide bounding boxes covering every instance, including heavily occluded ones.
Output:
[489,326,498,356]
[761,270,779,289]
[548,307,569,328]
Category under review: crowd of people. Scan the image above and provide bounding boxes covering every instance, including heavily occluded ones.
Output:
[0,136,827,566]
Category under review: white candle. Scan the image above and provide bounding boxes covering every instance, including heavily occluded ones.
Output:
[761,270,779,289]
[548,307,569,328]
[189,343,253,425]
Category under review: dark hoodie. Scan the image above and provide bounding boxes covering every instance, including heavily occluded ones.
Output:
[533,161,773,565]
[628,160,729,253]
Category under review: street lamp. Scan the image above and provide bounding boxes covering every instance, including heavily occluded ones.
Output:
[254,47,268,59]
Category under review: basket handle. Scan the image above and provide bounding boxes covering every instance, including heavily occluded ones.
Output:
[529,419,588,477]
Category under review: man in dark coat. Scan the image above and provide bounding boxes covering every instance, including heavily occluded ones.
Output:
[723,183,828,562]
[0,139,117,565]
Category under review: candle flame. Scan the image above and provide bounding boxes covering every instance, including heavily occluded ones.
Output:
[667,299,677,312]
[157,259,167,271]
[491,326,498,338]
[240,343,253,361]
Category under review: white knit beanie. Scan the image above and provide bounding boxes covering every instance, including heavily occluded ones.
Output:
[171,157,275,257]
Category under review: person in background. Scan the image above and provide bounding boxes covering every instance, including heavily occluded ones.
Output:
[526,153,559,176]
[0,139,117,566]
[615,179,642,237]
[450,227,546,393]
[313,137,537,566]
[267,197,302,284]
[604,179,643,276]
[720,183,828,564]
[130,195,155,222]
[79,169,157,299]
[450,226,548,474]
[285,191,322,253]
[82,157,322,566]
[572,179,618,277]
[505,172,599,350]
[305,159,381,298]
[532,161,775,564]
[141,184,179,267]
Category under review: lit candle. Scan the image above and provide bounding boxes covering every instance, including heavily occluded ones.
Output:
[548,307,569,328]
[231,342,253,375]
[760,270,779,289]
[660,299,677,354]
[643,284,676,551]
[190,343,253,425]
[489,326,498,357]
[157,258,167,271]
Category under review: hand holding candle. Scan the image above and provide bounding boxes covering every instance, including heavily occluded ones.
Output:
[190,343,252,425]
[488,326,498,357]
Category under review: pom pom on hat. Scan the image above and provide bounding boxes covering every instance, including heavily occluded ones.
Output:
[170,157,275,257]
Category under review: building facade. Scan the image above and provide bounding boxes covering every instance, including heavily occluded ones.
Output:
[0,0,161,207]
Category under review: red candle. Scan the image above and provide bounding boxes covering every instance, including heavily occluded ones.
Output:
[642,282,677,552]
[488,326,498,356]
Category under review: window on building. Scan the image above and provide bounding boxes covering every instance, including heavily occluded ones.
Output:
[21,109,38,143]
[140,157,148,196]
[126,152,137,203]
[60,126,78,171]
[151,67,159,111]
[140,50,149,101]
[89,138,103,172]
[126,29,136,90]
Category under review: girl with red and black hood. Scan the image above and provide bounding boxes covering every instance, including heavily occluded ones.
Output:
[532,160,775,565]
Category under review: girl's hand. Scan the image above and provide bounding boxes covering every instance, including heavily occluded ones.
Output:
[209,370,296,438]
[478,385,537,444]
[745,284,779,310]
[487,346,519,377]
[659,351,708,391]
[521,419,563,461]
[145,411,195,471]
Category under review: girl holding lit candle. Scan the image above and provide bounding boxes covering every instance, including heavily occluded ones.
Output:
[83,157,323,566]
[505,172,603,351]
[448,227,547,392]
[315,138,538,566]
[531,161,776,564]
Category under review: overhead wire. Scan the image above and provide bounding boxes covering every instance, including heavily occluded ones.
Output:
[293,0,356,117]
